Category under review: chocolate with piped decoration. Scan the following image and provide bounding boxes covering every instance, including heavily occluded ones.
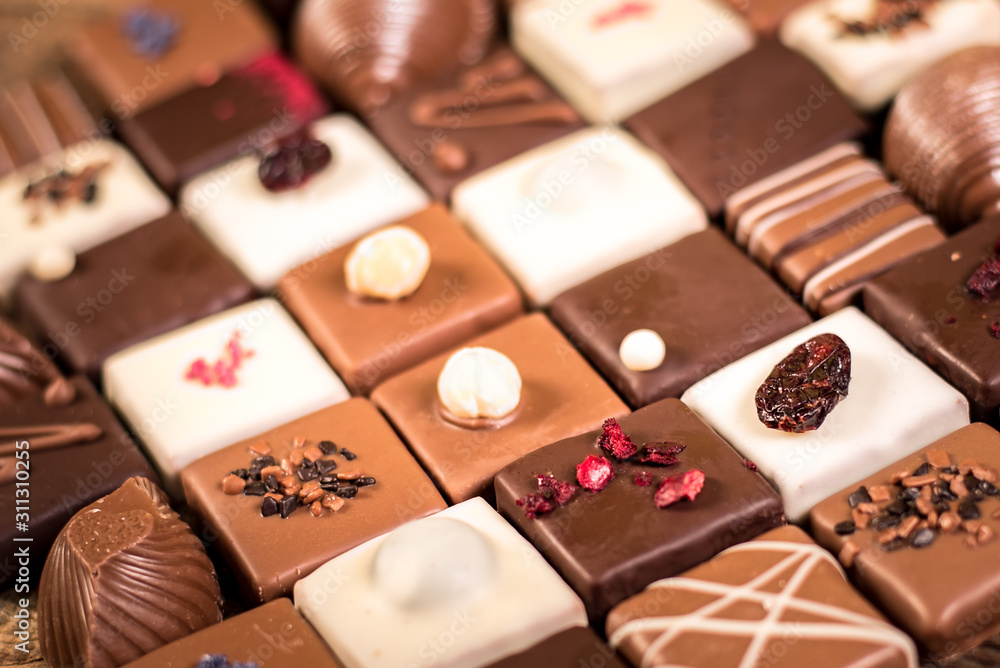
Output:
[0,317,68,407]
[627,39,865,218]
[495,398,785,622]
[811,423,1000,656]
[180,398,445,603]
[293,0,497,113]
[38,477,221,668]
[279,204,522,395]
[66,0,277,115]
[605,525,917,667]
[14,211,255,382]
[548,227,810,408]
[372,313,628,504]
[365,46,583,201]
[0,376,159,588]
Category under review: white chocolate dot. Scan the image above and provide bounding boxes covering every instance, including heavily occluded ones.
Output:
[437,347,522,420]
[344,225,431,300]
[30,246,76,282]
[619,329,666,372]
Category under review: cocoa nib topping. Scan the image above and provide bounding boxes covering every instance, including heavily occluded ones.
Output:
[755,333,851,433]
[838,0,934,37]
[835,450,999,566]
[257,130,332,193]
[22,162,109,224]
[220,436,374,519]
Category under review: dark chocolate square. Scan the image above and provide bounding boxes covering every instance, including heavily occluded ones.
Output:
[494,397,786,622]
[14,211,255,383]
[864,216,1000,424]
[548,227,811,408]
[626,39,865,218]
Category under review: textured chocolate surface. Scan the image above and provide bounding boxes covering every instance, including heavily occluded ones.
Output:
[885,46,1000,232]
[118,53,327,193]
[365,46,583,201]
[810,423,1000,656]
[66,0,277,115]
[864,216,1000,424]
[606,525,916,667]
[181,398,446,603]
[495,398,785,622]
[0,376,158,589]
[293,0,497,113]
[372,313,628,504]
[121,598,345,667]
[279,203,522,395]
[15,211,255,383]
[0,317,67,408]
[481,627,627,668]
[38,477,221,668]
[548,228,811,408]
[627,39,865,218]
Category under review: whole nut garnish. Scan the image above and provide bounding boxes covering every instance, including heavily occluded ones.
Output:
[344,225,431,300]
[437,347,522,420]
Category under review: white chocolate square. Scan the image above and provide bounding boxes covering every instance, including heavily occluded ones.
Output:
[103,298,350,496]
[294,498,587,668]
[780,0,1000,111]
[512,0,754,122]
[451,126,707,306]
[180,114,430,290]
[0,139,169,302]
[681,307,969,523]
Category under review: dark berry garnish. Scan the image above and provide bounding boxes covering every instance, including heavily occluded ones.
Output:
[597,417,637,460]
[635,442,685,466]
[634,471,653,487]
[258,130,333,193]
[516,494,556,519]
[576,455,614,492]
[653,469,705,508]
[967,256,1000,301]
[536,473,577,506]
[755,333,851,433]
[991,320,1000,339]
[744,459,758,472]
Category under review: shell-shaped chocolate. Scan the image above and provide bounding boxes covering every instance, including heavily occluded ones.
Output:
[885,46,1000,232]
[0,318,71,407]
[293,0,497,113]
[38,477,222,668]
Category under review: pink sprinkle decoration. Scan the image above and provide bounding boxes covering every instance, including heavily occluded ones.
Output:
[184,332,255,388]
[592,1,654,29]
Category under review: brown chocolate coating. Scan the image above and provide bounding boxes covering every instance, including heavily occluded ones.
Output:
[885,46,1000,232]
[0,317,67,407]
[371,313,629,504]
[494,398,786,622]
[279,203,523,395]
[364,46,583,200]
[39,477,221,668]
[180,398,446,603]
[14,211,256,383]
[626,39,865,218]
[721,0,813,34]
[293,0,497,113]
[121,599,345,667]
[864,216,1000,424]
[810,423,1000,656]
[481,627,628,668]
[548,228,811,408]
[606,526,913,668]
[0,376,158,589]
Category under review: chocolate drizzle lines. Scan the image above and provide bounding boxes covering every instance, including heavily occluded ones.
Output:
[838,0,935,36]
[0,423,103,485]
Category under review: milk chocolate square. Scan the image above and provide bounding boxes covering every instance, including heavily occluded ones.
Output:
[481,627,628,668]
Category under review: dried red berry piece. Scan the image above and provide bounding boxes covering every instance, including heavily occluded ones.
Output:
[634,471,652,487]
[967,256,1000,301]
[755,333,851,433]
[991,320,1000,339]
[576,455,614,492]
[258,130,333,193]
[516,493,556,519]
[597,417,637,460]
[654,469,705,508]
[744,459,758,472]
[536,473,577,506]
[635,442,685,466]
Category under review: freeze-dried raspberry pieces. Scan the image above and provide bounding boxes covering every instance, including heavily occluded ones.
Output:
[755,333,851,433]
[536,472,577,506]
[634,471,653,487]
[967,255,1000,301]
[576,455,615,492]
[635,442,685,466]
[597,417,637,460]
[654,469,705,508]
[516,494,556,519]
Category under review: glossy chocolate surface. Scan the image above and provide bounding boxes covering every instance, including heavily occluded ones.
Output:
[548,228,811,408]
[0,317,67,408]
[481,627,627,668]
[495,398,785,622]
[15,211,255,383]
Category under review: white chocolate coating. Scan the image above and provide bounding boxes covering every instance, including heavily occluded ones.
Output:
[618,329,666,371]
[181,114,429,290]
[513,0,754,122]
[452,126,707,306]
[437,347,522,419]
[681,307,969,523]
[294,498,587,668]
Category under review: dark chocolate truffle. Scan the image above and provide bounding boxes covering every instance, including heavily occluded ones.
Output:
[38,477,222,668]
